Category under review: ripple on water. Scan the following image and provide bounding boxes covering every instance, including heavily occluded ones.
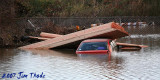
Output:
[0,48,160,80]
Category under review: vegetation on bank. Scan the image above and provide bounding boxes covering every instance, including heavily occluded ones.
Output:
[15,0,160,17]
[0,0,160,46]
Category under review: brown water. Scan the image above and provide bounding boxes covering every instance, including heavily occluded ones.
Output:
[0,25,160,80]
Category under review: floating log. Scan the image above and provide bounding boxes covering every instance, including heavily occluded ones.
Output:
[40,32,62,38]
[19,22,129,49]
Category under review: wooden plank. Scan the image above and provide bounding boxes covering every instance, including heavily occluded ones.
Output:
[120,47,141,51]
[120,47,141,50]
[28,36,50,40]
[40,32,62,38]
[19,22,129,49]
[116,42,148,48]
[29,32,63,40]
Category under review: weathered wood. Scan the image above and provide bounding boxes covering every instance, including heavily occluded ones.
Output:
[19,22,129,49]
[29,32,62,40]
[116,42,148,48]
[28,36,50,40]
[40,32,62,38]
[120,47,141,51]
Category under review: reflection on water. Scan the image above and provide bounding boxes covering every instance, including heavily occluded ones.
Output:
[0,48,160,80]
[0,26,160,80]
[77,54,111,62]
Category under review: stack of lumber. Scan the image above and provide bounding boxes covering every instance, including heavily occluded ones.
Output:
[19,22,129,49]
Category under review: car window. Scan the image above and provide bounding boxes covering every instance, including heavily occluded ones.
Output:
[78,42,108,51]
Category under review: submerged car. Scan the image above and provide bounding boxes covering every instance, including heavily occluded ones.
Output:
[76,39,116,54]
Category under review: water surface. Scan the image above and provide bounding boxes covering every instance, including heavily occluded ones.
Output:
[0,25,160,80]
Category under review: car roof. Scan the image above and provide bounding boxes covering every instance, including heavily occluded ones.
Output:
[82,39,111,42]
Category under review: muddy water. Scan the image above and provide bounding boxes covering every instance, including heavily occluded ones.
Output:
[0,25,160,80]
